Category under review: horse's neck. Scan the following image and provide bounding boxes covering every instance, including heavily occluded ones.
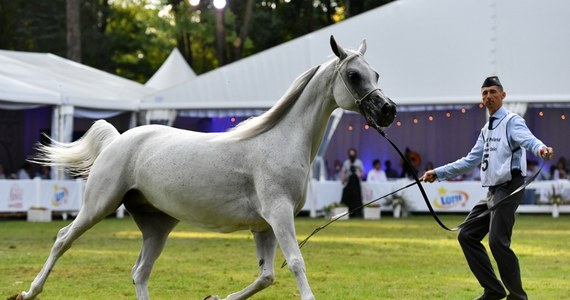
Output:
[271,68,336,161]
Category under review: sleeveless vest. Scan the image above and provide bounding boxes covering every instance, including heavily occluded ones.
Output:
[480,113,527,187]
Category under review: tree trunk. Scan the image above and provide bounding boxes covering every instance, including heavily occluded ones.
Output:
[66,0,81,62]
[234,0,254,60]
[215,8,226,66]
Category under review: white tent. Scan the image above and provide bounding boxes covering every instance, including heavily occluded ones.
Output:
[0,50,154,110]
[145,48,196,90]
[0,50,155,178]
[141,0,570,113]
[144,48,197,125]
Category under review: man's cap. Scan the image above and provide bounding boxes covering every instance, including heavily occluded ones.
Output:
[482,76,503,88]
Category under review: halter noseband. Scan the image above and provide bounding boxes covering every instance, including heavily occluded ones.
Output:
[335,54,381,107]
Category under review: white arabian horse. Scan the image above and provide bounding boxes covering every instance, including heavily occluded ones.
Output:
[18,36,396,300]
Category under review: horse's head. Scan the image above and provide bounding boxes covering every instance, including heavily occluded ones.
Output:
[330,36,396,130]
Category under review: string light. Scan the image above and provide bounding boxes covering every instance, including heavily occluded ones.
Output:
[446,111,452,118]
[413,117,419,124]
[562,114,566,120]
[479,103,484,109]
[428,115,434,121]
[539,111,544,117]
[461,108,466,113]
[189,0,200,5]
[396,121,402,127]
[347,125,353,131]
[364,124,370,130]
[230,117,236,123]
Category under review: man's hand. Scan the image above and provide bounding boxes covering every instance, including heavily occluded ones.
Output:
[540,146,554,160]
[420,170,437,183]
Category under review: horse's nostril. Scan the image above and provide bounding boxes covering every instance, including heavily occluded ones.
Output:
[381,103,395,116]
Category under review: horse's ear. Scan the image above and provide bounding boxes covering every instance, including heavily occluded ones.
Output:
[330,35,347,60]
[357,39,367,55]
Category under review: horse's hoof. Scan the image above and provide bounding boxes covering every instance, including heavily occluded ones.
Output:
[203,296,220,300]
[8,292,25,300]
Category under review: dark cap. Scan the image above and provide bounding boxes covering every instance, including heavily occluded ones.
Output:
[482,76,502,88]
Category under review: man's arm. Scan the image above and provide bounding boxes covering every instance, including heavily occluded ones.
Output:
[421,131,485,182]
[509,116,553,160]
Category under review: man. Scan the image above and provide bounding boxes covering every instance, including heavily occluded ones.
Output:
[340,148,364,217]
[384,159,400,178]
[421,76,553,300]
[367,159,388,182]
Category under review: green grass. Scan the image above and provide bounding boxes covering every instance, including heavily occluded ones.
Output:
[1,215,568,299]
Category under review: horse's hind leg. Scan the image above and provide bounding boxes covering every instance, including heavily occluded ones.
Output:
[18,201,119,299]
[223,230,278,300]
[127,201,179,300]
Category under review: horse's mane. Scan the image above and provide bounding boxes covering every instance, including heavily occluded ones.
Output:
[218,64,321,141]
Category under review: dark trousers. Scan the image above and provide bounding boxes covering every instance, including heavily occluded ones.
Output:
[457,171,528,300]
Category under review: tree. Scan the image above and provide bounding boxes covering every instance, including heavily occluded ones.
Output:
[0,0,394,81]
[66,0,82,62]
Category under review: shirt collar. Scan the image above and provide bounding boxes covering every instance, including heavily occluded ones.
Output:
[490,106,507,119]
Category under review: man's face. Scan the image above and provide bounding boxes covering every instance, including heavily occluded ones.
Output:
[481,86,506,115]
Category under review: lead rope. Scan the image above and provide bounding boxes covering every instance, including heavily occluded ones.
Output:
[376,127,545,232]
[281,126,544,268]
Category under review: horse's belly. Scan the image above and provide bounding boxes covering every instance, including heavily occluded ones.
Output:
[137,178,268,232]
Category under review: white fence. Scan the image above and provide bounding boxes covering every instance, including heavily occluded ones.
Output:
[1,179,568,218]
[303,179,570,217]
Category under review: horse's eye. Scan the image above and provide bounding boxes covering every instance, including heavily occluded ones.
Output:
[347,71,359,81]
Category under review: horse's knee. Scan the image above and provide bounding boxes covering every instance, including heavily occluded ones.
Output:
[286,257,306,275]
[258,273,274,288]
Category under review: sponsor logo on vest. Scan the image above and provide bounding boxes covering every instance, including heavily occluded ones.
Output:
[433,187,469,209]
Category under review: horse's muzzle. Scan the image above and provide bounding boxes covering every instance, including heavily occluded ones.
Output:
[361,96,396,128]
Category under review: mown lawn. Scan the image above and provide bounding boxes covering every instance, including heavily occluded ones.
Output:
[1,214,568,299]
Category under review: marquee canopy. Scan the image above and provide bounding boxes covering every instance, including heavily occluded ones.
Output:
[141,0,570,113]
[0,50,154,111]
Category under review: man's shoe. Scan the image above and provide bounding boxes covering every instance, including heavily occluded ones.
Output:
[473,292,506,300]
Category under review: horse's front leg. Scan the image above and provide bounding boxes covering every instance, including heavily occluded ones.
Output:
[222,230,278,300]
[266,204,315,300]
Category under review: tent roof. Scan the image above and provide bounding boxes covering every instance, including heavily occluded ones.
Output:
[0,50,155,110]
[145,48,197,89]
[141,0,570,111]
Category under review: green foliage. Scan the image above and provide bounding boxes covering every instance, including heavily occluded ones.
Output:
[0,0,392,81]
[1,215,568,299]
[103,0,176,82]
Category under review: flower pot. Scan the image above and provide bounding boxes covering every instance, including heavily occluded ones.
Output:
[27,207,52,222]
[552,204,560,218]
[393,204,401,218]
[329,207,349,220]
[363,207,381,220]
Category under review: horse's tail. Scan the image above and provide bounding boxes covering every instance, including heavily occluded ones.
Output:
[31,120,120,177]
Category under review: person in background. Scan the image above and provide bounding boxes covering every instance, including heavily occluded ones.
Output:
[521,160,548,205]
[330,159,343,181]
[550,157,568,179]
[526,160,548,181]
[0,163,6,179]
[384,159,400,179]
[367,159,387,182]
[35,165,51,179]
[340,148,364,217]
[17,162,32,179]
[421,76,554,300]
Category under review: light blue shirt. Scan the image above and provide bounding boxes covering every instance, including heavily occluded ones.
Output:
[434,106,545,182]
